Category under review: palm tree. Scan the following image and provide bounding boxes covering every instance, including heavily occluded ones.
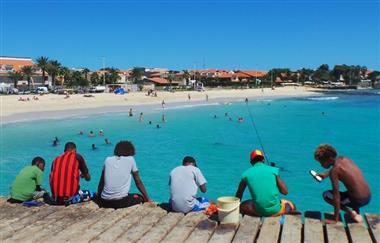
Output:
[59,66,71,87]
[46,60,61,88]
[82,68,90,81]
[130,67,145,84]
[35,56,49,85]
[8,71,22,88]
[21,66,34,90]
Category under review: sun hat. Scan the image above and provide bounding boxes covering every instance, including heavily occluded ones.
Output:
[250,149,264,161]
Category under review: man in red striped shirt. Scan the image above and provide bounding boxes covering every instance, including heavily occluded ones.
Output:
[50,142,91,205]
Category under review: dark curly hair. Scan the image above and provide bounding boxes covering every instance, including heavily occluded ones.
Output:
[114,141,135,156]
[314,144,337,162]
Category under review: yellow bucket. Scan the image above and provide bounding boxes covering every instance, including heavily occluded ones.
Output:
[217,196,240,224]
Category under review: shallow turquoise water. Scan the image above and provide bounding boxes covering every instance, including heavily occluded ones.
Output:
[1,90,379,212]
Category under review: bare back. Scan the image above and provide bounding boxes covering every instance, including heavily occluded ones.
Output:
[331,156,371,200]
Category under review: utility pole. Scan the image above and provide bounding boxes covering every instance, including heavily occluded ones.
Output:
[102,57,106,86]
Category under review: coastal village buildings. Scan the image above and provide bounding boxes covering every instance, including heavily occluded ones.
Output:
[1,56,379,92]
[0,56,45,87]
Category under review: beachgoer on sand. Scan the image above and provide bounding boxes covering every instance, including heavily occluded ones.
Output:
[8,157,49,203]
[97,141,151,209]
[50,142,91,205]
[188,93,191,101]
[235,149,296,217]
[169,156,210,213]
[313,144,371,223]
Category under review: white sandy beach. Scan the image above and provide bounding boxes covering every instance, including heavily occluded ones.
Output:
[1,87,320,123]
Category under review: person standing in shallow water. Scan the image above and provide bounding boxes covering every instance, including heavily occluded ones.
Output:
[97,141,151,209]
[313,144,371,223]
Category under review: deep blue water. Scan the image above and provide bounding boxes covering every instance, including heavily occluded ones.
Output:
[1,89,379,212]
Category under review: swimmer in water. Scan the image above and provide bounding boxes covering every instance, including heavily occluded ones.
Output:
[162,114,166,123]
[92,144,97,150]
[129,108,133,117]
[105,138,111,145]
[156,124,160,129]
[139,112,144,122]
[99,129,104,136]
[79,131,83,135]
[89,131,95,137]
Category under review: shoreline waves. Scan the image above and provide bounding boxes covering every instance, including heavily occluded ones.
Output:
[1,87,320,124]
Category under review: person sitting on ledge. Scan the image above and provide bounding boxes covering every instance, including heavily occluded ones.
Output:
[50,142,91,205]
[97,141,151,209]
[169,156,210,213]
[235,149,296,217]
[8,157,49,203]
[314,144,371,223]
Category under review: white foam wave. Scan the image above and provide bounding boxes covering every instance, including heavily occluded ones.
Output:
[154,102,220,110]
[257,99,273,102]
[307,96,339,101]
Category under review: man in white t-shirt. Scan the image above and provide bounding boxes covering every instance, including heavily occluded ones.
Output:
[97,141,151,209]
[169,156,210,213]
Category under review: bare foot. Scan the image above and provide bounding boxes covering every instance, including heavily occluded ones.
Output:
[350,211,363,223]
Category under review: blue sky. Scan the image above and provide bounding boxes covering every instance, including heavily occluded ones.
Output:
[1,0,379,71]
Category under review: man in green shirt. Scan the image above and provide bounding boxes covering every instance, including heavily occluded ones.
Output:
[8,157,46,203]
[235,150,296,216]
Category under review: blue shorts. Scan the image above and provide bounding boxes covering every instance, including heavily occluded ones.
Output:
[191,197,210,212]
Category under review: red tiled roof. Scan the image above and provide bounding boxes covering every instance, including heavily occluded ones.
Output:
[145,77,170,84]
[0,57,34,71]
[239,70,268,77]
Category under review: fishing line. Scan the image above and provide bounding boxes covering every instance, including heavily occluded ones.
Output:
[244,98,270,164]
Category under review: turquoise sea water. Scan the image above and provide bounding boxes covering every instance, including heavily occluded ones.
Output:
[1,90,379,213]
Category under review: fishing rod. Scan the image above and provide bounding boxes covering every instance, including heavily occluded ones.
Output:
[244,98,271,165]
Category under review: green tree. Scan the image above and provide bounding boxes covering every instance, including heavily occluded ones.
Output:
[368,71,380,88]
[104,67,120,84]
[82,68,90,81]
[167,71,176,89]
[46,60,61,88]
[130,67,145,84]
[312,64,330,82]
[59,67,71,87]
[90,72,100,86]
[8,71,23,88]
[35,56,49,85]
[20,65,34,90]
[182,70,191,85]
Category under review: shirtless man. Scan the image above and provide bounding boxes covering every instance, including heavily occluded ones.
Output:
[314,144,371,223]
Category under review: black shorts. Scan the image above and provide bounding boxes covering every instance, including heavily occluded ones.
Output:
[99,193,145,209]
[323,190,371,209]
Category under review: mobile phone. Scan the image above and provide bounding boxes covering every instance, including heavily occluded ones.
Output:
[310,170,322,182]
